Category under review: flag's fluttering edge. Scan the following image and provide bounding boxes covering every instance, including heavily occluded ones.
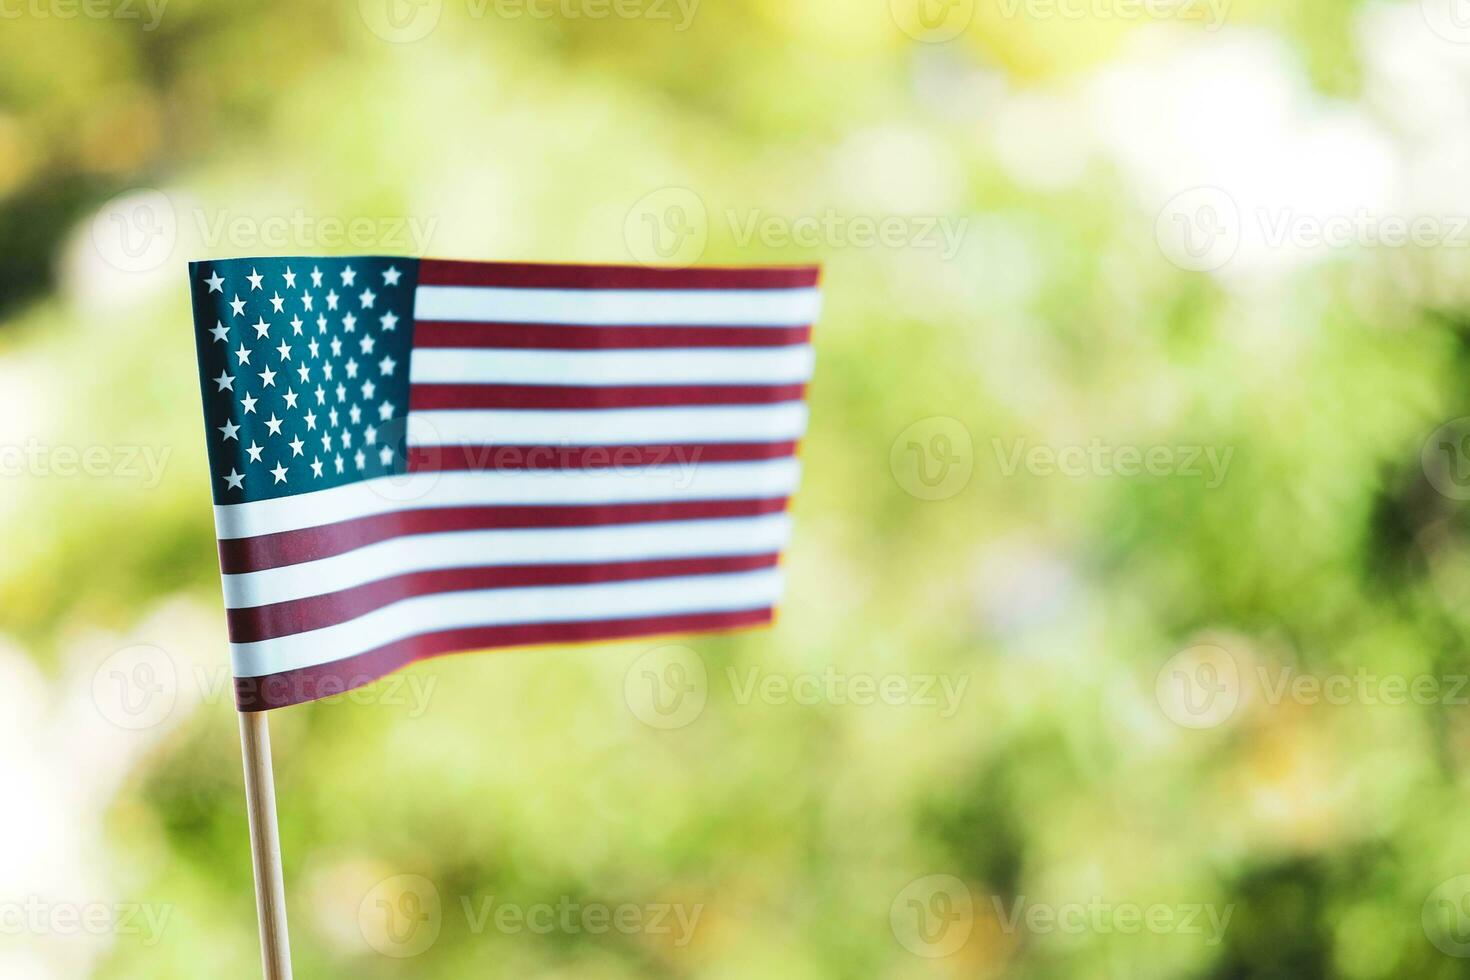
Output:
[188,257,820,710]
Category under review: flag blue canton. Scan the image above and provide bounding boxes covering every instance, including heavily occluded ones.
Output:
[188,257,420,504]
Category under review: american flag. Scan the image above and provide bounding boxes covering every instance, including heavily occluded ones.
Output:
[188,257,820,710]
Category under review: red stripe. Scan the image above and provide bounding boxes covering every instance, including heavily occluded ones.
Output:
[410,442,796,473]
[227,553,780,643]
[217,498,790,574]
[411,322,812,350]
[410,382,807,410]
[418,259,819,290]
[234,607,775,710]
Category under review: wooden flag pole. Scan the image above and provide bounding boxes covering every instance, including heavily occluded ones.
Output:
[239,711,294,979]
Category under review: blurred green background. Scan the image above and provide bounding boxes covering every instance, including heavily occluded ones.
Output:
[9,0,1470,976]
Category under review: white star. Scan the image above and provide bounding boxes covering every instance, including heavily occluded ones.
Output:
[234,343,252,365]
[379,356,397,376]
[245,441,264,463]
[276,341,292,361]
[361,379,376,400]
[301,292,314,312]
[271,461,289,484]
[310,266,323,288]
[214,370,235,392]
[308,339,320,358]
[364,424,377,445]
[289,436,305,457]
[265,413,284,436]
[303,409,318,430]
[209,320,229,343]
[311,456,324,478]
[205,270,225,293]
[241,393,258,415]
[297,364,311,384]
[326,289,340,311]
[379,446,395,467]
[247,267,264,291]
[341,266,356,287]
[252,317,271,339]
[349,404,362,424]
[359,288,376,309]
[330,337,343,357]
[345,358,359,379]
[223,468,244,490]
[290,315,304,336]
[269,292,285,313]
[283,267,297,289]
[283,388,299,410]
[321,432,333,452]
[218,419,240,442]
[341,430,353,449]
[229,294,246,317]
[342,313,357,333]
[314,385,326,405]
[336,383,347,403]
[334,454,345,474]
[328,408,339,428]
[380,311,399,331]
[379,401,394,421]
[323,363,334,382]
[316,314,328,334]
[360,335,375,355]
[354,450,366,471]
[259,366,277,388]
[382,266,402,286]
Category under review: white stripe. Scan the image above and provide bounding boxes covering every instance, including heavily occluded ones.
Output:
[221,514,791,608]
[230,569,783,677]
[409,346,815,386]
[410,404,807,447]
[213,459,801,540]
[414,285,820,326]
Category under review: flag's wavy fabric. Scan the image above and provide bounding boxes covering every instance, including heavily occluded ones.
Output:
[188,257,820,710]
